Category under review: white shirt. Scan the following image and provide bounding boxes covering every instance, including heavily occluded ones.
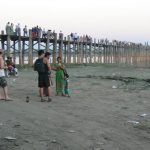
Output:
[0,69,5,77]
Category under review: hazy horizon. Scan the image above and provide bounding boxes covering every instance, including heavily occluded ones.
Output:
[0,0,150,44]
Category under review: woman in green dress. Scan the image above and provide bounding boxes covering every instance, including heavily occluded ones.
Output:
[55,57,65,96]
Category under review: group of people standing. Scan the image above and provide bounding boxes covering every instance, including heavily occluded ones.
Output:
[31,27,55,39]
[34,50,70,102]
[70,32,92,43]
[0,48,70,102]
[5,22,27,36]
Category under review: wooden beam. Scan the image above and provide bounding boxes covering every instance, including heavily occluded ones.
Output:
[28,30,33,66]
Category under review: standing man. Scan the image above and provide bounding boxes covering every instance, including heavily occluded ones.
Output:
[34,50,52,102]
[5,22,11,35]
[0,49,11,101]
[23,25,28,36]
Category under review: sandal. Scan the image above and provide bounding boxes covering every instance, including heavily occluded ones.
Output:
[47,97,52,102]
[62,93,66,96]
[5,99,13,101]
[41,98,46,102]
[0,98,5,101]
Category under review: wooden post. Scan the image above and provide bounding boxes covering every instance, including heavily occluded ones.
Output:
[77,40,80,64]
[127,45,130,65]
[101,45,104,63]
[13,41,16,64]
[103,45,106,63]
[110,45,112,63]
[94,39,96,63]
[59,33,63,58]
[1,39,5,59]
[85,43,87,63]
[22,40,25,65]
[124,45,127,64]
[115,45,117,64]
[73,42,76,64]
[67,36,71,64]
[82,44,85,63]
[28,29,33,66]
[116,45,118,64]
[120,44,122,63]
[97,40,100,63]
[105,45,108,63]
[64,37,67,63]
[80,42,83,64]
[18,36,22,66]
[46,30,50,52]
[7,34,11,57]
[99,43,103,63]
[147,45,150,67]
[38,36,41,50]
[89,40,92,63]
[108,45,111,63]
[53,33,57,64]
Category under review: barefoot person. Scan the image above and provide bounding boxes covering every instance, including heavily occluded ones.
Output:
[0,50,11,101]
[34,50,52,102]
[63,69,70,97]
[43,52,52,97]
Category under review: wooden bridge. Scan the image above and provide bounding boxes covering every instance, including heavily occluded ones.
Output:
[0,30,150,67]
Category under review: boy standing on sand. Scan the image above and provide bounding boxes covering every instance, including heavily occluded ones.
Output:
[0,49,11,101]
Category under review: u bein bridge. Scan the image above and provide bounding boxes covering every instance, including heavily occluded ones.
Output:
[0,29,150,67]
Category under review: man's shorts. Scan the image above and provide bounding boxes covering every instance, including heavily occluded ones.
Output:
[0,77,7,88]
[38,73,50,88]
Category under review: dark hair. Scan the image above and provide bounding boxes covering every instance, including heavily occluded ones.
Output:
[64,69,69,78]
[45,52,51,57]
[57,56,61,61]
[38,50,44,56]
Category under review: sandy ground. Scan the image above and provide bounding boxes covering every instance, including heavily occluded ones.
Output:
[0,64,150,150]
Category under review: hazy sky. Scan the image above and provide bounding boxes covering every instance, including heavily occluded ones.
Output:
[0,0,150,43]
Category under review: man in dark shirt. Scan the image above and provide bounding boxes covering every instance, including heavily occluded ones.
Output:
[34,50,52,102]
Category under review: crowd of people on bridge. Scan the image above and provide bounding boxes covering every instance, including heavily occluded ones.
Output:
[4,22,94,43]
[70,33,92,43]
[4,22,144,47]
